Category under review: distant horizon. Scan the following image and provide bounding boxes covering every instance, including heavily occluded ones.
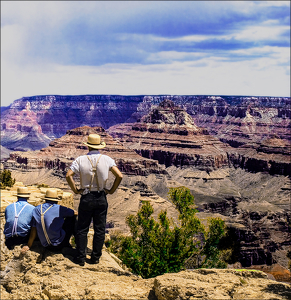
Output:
[2,92,290,108]
[2,1,290,106]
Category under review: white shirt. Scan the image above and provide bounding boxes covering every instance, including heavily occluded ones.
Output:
[70,150,116,191]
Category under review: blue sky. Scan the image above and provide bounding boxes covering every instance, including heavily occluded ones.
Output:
[1,1,290,106]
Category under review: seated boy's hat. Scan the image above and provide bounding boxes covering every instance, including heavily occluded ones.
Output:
[83,134,106,149]
[14,187,30,198]
[43,189,62,202]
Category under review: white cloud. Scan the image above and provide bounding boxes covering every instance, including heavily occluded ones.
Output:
[1,57,289,107]
[233,24,290,41]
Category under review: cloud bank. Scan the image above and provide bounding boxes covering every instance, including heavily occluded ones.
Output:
[1,1,290,106]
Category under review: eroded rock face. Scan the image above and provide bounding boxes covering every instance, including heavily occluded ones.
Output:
[1,105,51,151]
[118,100,230,170]
[1,95,145,144]
[2,94,290,153]
[109,96,291,176]
[166,167,291,271]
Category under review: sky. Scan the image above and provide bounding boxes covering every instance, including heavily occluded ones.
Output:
[1,1,290,107]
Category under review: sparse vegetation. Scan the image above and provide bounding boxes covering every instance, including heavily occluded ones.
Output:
[0,169,15,189]
[108,186,228,278]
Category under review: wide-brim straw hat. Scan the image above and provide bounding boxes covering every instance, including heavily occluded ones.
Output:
[43,189,62,202]
[83,134,106,149]
[13,187,30,198]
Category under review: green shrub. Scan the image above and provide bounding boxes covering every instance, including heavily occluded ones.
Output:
[109,186,227,278]
[200,217,228,268]
[0,169,15,189]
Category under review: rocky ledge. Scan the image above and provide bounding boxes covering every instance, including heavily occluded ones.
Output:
[1,245,290,300]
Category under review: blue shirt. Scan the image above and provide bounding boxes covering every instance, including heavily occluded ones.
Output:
[4,198,35,238]
[32,201,74,247]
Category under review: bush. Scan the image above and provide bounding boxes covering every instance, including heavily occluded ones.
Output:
[0,169,15,189]
[109,186,227,278]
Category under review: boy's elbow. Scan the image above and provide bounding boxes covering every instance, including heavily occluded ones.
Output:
[66,169,74,180]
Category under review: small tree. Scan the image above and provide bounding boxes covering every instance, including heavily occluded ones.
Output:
[109,186,227,278]
[200,217,228,268]
[0,169,15,189]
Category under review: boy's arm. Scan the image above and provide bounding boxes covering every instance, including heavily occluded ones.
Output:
[104,166,123,195]
[21,227,37,254]
[66,169,83,194]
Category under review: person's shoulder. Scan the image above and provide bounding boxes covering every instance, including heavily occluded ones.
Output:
[101,154,113,160]
[4,203,14,210]
[59,205,74,212]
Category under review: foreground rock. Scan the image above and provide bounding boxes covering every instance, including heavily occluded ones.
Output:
[154,269,291,300]
[1,244,290,300]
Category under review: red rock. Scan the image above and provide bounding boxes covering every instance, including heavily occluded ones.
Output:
[112,99,231,170]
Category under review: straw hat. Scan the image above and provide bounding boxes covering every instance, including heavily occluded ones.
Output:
[43,189,62,202]
[14,187,30,198]
[83,134,106,149]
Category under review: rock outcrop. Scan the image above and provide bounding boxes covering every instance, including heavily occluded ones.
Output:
[1,102,51,151]
[1,95,145,148]
[165,166,291,276]
[116,99,231,170]
[0,245,290,300]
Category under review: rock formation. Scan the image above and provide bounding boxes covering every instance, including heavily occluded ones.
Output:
[165,166,291,276]
[1,102,51,151]
[109,98,291,176]
[115,99,231,170]
[5,126,167,177]
[2,94,290,153]
[1,95,145,151]
[0,245,290,299]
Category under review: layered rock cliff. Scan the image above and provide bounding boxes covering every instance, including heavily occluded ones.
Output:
[115,99,231,171]
[1,94,290,153]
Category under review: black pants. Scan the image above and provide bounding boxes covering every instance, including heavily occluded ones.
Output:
[46,215,76,252]
[75,191,108,262]
[5,234,29,250]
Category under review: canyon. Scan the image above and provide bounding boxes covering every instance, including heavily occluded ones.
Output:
[1,95,291,296]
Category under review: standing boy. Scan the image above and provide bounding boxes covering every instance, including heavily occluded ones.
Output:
[66,133,123,266]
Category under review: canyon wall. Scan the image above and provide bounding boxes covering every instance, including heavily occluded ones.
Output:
[1,94,290,151]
